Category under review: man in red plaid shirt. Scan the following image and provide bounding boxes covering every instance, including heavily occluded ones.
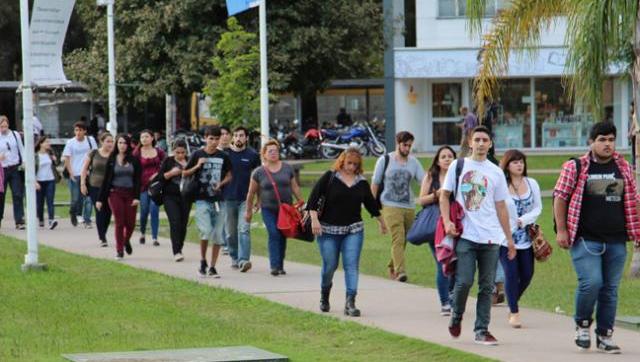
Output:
[554,122,640,354]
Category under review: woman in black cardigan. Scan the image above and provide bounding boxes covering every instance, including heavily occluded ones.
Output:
[307,147,387,316]
[97,134,141,260]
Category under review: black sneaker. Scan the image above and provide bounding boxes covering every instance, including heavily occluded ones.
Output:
[100,239,108,248]
[278,269,287,275]
[16,223,26,230]
[575,327,591,350]
[152,240,160,246]
[70,213,78,227]
[124,241,133,255]
[198,260,208,277]
[39,220,44,228]
[115,252,124,260]
[48,220,58,230]
[270,269,280,276]
[139,236,146,245]
[596,335,621,354]
[208,266,220,278]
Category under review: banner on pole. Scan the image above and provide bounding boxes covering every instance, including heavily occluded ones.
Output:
[226,0,260,16]
[29,0,76,87]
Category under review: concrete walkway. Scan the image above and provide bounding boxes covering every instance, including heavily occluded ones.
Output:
[3,213,639,362]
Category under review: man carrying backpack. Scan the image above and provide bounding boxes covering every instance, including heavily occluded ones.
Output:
[554,122,640,354]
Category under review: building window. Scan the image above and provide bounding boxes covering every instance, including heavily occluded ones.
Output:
[493,79,531,148]
[432,83,461,118]
[438,0,507,18]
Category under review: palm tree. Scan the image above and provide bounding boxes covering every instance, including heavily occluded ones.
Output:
[465,0,640,276]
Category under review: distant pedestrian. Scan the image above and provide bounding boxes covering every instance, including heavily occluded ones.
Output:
[499,149,542,328]
[183,126,232,278]
[418,145,456,316]
[81,132,114,247]
[459,106,478,158]
[34,136,59,230]
[371,131,425,283]
[308,148,386,316]
[63,121,96,228]
[440,125,515,346]
[554,122,639,353]
[159,139,191,261]
[217,125,232,255]
[0,115,25,229]
[245,139,303,276]
[134,129,166,246]
[222,126,261,272]
[97,134,141,260]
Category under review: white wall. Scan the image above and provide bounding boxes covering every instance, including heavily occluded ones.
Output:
[415,0,567,49]
[395,79,429,151]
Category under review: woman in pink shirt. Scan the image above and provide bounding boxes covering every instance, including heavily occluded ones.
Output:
[134,129,165,246]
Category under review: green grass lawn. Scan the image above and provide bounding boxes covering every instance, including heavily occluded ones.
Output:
[173,195,640,319]
[0,236,488,362]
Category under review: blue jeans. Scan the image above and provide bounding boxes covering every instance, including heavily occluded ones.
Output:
[36,180,55,221]
[499,246,534,313]
[261,208,286,270]
[451,238,500,333]
[224,200,251,263]
[0,166,25,224]
[139,191,159,240]
[317,231,364,296]
[570,238,627,336]
[69,176,92,222]
[495,259,505,284]
[428,242,452,306]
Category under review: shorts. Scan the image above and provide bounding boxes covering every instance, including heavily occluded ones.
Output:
[194,200,224,244]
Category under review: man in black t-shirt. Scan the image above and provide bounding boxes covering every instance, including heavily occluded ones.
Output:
[183,126,232,278]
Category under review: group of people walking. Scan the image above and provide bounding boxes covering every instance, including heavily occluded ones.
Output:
[0,112,636,354]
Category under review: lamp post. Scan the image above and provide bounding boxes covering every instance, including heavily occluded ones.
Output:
[97,0,117,136]
[259,0,269,147]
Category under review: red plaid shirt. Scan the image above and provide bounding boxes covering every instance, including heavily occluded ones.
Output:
[553,151,640,246]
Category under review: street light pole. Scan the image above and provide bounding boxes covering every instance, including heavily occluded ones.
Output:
[19,0,46,271]
[259,0,269,146]
[98,0,117,135]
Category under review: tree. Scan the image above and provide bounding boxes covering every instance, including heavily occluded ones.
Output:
[204,17,261,129]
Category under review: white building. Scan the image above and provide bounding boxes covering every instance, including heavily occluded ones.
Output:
[393,0,632,152]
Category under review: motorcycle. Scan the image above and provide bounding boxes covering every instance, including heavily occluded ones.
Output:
[319,121,386,159]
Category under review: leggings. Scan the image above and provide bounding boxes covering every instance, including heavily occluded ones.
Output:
[108,188,137,254]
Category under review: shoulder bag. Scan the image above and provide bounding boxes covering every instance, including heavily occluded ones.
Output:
[299,171,336,241]
[263,166,305,240]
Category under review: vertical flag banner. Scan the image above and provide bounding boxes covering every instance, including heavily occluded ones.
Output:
[226,0,260,16]
[29,0,76,86]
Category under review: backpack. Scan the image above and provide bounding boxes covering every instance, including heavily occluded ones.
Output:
[375,154,390,209]
[552,157,581,234]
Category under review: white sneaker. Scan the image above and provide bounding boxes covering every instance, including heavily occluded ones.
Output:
[174,253,184,262]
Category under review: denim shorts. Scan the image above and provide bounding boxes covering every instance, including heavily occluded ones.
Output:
[194,200,223,244]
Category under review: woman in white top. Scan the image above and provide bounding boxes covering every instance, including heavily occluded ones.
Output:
[35,136,59,230]
[499,149,542,328]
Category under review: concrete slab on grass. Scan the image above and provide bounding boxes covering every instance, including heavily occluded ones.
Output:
[63,346,288,362]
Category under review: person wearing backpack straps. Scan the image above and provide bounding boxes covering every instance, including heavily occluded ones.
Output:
[34,136,60,230]
[0,115,26,229]
[371,131,425,283]
[63,120,97,228]
[307,148,387,316]
[553,122,640,354]
[440,125,516,346]
[81,131,114,247]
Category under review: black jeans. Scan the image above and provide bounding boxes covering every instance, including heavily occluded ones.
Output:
[0,166,25,224]
[88,185,112,241]
[163,193,191,255]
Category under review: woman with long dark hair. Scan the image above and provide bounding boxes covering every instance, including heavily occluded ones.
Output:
[81,132,114,246]
[418,145,456,316]
[35,136,59,229]
[499,149,542,328]
[134,129,165,246]
[97,134,141,260]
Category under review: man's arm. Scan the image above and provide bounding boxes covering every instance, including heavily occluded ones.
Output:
[554,197,570,248]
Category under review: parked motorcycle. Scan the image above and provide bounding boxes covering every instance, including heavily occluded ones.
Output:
[319,121,386,159]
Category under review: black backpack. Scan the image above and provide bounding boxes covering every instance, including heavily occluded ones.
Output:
[375,154,390,210]
[552,157,581,234]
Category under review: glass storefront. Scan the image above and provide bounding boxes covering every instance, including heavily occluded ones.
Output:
[493,79,531,148]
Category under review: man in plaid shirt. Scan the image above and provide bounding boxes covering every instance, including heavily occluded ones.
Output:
[554,122,640,354]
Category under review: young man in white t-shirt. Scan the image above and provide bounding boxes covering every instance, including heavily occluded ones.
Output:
[440,126,516,346]
[63,121,96,227]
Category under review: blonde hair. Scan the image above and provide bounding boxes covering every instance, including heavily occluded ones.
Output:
[260,139,280,160]
[332,148,364,174]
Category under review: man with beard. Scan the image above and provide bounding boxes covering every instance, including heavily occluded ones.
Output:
[222,126,261,272]
[371,131,425,283]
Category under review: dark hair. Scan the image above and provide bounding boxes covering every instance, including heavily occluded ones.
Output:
[395,131,415,144]
[35,135,49,152]
[73,121,88,131]
[589,121,616,140]
[98,131,113,143]
[428,146,457,189]
[470,125,492,139]
[220,125,231,134]
[111,133,132,158]
[500,149,528,183]
[233,126,248,137]
[172,139,187,150]
[204,125,221,137]
[139,129,156,147]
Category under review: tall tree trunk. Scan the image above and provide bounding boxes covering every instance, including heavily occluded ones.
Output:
[300,90,318,131]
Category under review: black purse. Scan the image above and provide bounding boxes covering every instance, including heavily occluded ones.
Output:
[148,173,164,205]
[299,172,336,242]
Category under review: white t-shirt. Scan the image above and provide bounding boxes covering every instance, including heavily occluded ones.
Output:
[0,130,24,167]
[62,136,96,177]
[442,157,510,245]
[36,153,55,181]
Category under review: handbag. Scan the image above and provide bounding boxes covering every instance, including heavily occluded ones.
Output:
[263,166,304,239]
[299,171,337,242]
[407,203,440,245]
[148,173,164,205]
[527,223,552,262]
[180,174,199,203]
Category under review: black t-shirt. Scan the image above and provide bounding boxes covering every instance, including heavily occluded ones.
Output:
[577,160,627,243]
[185,149,231,202]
